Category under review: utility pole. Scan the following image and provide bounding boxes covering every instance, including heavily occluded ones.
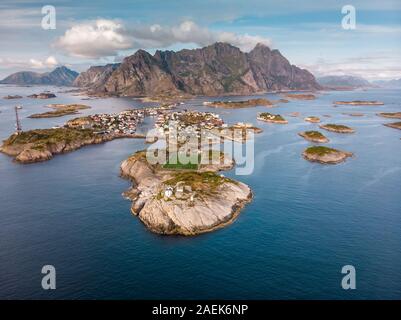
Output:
[15,105,22,134]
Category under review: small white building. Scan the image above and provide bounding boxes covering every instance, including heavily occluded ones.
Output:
[164,186,173,198]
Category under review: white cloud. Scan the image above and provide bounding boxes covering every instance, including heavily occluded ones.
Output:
[0,56,59,70]
[301,55,401,80]
[55,19,134,58]
[168,21,271,52]
[29,56,58,69]
[55,19,272,58]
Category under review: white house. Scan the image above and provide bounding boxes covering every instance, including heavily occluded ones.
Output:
[164,186,173,198]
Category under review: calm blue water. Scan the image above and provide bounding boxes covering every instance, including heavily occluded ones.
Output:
[0,85,400,299]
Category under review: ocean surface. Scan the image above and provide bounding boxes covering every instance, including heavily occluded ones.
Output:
[0,85,400,299]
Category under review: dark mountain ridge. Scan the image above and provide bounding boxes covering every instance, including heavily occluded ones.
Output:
[0,66,79,86]
[74,42,321,96]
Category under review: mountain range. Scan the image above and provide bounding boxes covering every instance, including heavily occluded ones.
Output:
[74,42,321,96]
[373,78,401,88]
[0,66,79,86]
[317,75,374,89]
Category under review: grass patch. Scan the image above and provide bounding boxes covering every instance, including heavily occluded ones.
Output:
[3,128,96,148]
[164,171,232,194]
[163,161,199,170]
[209,98,273,108]
[29,104,90,118]
[323,124,352,130]
[304,131,326,139]
[304,146,338,156]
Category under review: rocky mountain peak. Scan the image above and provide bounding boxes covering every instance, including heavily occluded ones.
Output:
[75,42,321,95]
[0,66,78,86]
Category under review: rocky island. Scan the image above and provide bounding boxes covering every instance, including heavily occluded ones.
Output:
[120,150,252,235]
[333,100,384,106]
[218,123,263,143]
[204,98,273,108]
[320,124,355,133]
[302,146,353,164]
[257,112,288,124]
[0,128,111,163]
[377,112,401,119]
[29,104,91,118]
[284,93,316,100]
[342,112,364,117]
[3,95,23,99]
[298,131,329,143]
[28,92,56,99]
[0,107,164,163]
[383,122,401,130]
[304,116,320,123]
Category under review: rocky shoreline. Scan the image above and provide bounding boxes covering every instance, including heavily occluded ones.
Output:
[302,146,353,164]
[257,112,288,124]
[320,124,355,133]
[28,92,56,99]
[3,95,23,99]
[377,112,401,119]
[304,116,320,123]
[29,104,91,118]
[284,93,316,100]
[384,122,401,130]
[333,100,384,106]
[204,98,273,108]
[0,128,144,163]
[120,151,252,236]
[298,131,329,143]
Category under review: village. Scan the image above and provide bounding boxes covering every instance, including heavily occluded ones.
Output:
[66,104,177,136]
[155,110,225,131]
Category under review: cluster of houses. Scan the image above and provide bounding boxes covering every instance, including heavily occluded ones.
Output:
[89,110,145,135]
[68,104,177,136]
[142,103,176,116]
[155,111,225,131]
[163,182,196,203]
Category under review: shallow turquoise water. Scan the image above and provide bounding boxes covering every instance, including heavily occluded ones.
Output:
[0,85,400,299]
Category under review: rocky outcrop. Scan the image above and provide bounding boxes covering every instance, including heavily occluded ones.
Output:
[257,112,288,124]
[333,100,384,106]
[75,42,321,96]
[320,124,355,133]
[72,63,120,90]
[377,112,401,119]
[248,44,319,92]
[302,146,353,164]
[138,180,251,235]
[285,93,316,100]
[28,104,90,118]
[0,132,110,164]
[205,98,273,108]
[3,95,23,99]
[28,93,56,99]
[304,116,320,123]
[384,122,401,130]
[0,128,117,163]
[120,151,251,235]
[298,131,329,143]
[0,66,78,86]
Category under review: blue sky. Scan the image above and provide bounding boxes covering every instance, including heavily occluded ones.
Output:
[1,0,400,80]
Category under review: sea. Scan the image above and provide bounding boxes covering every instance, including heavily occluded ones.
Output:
[0,85,400,299]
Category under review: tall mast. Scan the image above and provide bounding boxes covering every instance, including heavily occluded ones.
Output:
[15,105,22,134]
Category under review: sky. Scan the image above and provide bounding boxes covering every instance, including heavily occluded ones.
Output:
[1,0,401,80]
